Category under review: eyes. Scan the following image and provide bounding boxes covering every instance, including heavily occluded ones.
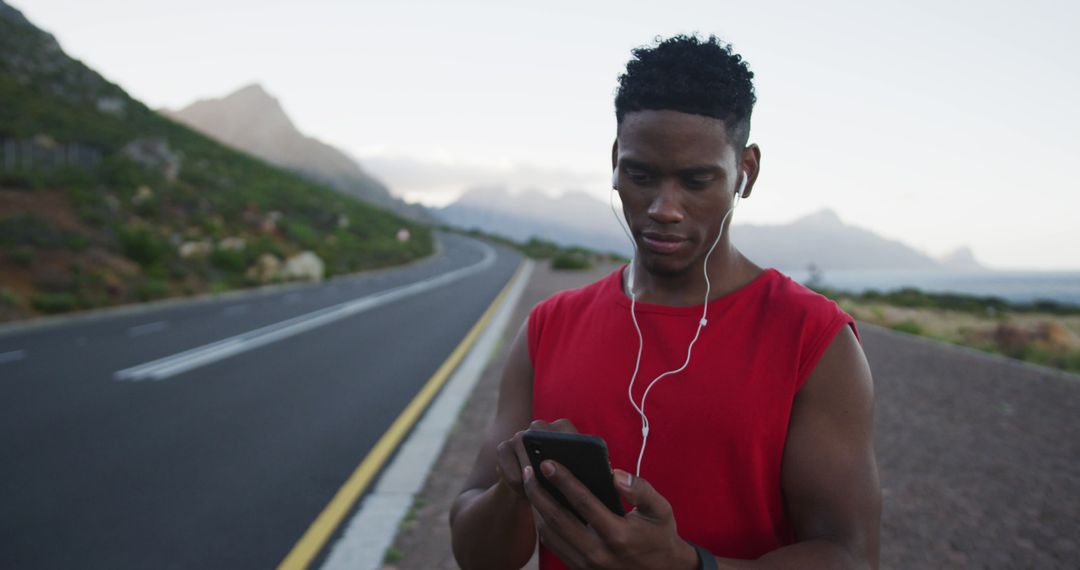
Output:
[624,168,716,190]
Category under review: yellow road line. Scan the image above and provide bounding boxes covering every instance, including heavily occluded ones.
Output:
[277,261,527,570]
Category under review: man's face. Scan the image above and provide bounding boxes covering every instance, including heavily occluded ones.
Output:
[614,109,741,278]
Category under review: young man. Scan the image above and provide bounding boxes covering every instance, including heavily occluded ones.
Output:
[450,35,881,570]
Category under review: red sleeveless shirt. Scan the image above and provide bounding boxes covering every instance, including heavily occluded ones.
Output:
[528,266,856,568]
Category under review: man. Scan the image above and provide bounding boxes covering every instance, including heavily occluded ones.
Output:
[450,35,881,570]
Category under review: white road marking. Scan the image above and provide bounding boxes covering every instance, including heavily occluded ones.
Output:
[114,242,496,382]
[222,304,249,317]
[0,350,26,364]
[126,321,169,337]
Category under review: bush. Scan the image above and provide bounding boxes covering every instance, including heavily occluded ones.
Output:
[32,292,77,314]
[0,288,18,306]
[890,320,924,335]
[11,246,35,267]
[0,213,62,247]
[65,233,91,252]
[136,278,170,301]
[209,248,247,274]
[116,226,168,267]
[552,251,591,270]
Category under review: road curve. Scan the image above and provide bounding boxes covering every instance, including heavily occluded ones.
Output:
[0,233,522,570]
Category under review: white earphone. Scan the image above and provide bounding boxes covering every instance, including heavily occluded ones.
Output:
[610,168,747,476]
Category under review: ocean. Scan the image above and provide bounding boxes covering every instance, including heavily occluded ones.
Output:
[782,269,1080,306]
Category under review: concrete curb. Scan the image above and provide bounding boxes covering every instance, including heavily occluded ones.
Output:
[317,261,534,570]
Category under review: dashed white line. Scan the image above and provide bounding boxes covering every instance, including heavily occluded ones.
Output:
[0,350,26,364]
[114,242,497,382]
[126,321,169,337]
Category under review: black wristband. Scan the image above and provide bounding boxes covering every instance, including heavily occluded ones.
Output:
[687,541,718,570]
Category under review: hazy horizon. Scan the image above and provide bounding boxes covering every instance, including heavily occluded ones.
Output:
[11,0,1080,271]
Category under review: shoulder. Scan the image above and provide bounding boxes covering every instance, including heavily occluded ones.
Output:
[761,269,856,333]
[527,266,622,361]
[757,269,859,389]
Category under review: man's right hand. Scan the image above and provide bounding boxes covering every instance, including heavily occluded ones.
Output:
[495,418,580,498]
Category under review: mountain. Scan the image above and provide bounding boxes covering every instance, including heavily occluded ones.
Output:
[0,1,431,321]
[734,209,956,271]
[163,84,429,221]
[437,187,980,271]
[938,246,986,271]
[437,186,631,255]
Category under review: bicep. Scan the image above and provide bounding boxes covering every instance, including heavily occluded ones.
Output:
[781,325,881,565]
[461,318,535,492]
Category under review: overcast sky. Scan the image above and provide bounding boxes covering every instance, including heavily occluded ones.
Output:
[12,0,1080,270]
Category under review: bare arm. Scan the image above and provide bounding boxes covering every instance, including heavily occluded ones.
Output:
[711,325,882,569]
[450,320,538,570]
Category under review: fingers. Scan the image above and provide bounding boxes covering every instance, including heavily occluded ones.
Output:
[612,469,673,521]
[526,460,625,546]
[494,437,524,495]
[493,419,578,498]
[529,418,579,434]
[495,430,533,497]
[523,462,605,555]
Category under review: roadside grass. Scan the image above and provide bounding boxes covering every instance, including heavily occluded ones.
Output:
[833,296,1080,375]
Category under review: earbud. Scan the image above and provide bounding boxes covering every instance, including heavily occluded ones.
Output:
[736,170,748,198]
[611,170,618,190]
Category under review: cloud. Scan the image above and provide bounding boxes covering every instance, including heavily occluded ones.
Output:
[355,152,607,207]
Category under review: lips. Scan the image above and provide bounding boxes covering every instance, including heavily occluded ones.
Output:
[641,231,688,254]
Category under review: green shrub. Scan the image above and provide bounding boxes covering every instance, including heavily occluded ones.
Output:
[32,292,77,314]
[0,288,18,306]
[136,278,170,301]
[65,233,91,252]
[552,251,591,270]
[209,248,247,274]
[284,221,319,249]
[11,246,35,267]
[890,320,924,335]
[0,213,62,247]
[116,226,168,267]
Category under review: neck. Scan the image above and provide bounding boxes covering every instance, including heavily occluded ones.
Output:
[626,242,760,307]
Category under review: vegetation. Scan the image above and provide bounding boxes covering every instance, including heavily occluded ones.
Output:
[450,227,626,271]
[0,6,433,321]
[815,286,1080,375]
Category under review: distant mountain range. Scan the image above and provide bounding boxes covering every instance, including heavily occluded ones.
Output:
[437,188,984,271]
[163,84,429,221]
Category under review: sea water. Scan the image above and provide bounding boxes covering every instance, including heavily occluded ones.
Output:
[783,269,1080,306]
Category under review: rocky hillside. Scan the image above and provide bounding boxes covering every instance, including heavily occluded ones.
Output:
[0,2,432,322]
[163,84,430,222]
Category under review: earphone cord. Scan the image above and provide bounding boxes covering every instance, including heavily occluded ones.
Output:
[610,187,741,477]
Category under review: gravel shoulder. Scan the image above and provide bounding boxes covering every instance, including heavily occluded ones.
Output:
[381,263,1080,570]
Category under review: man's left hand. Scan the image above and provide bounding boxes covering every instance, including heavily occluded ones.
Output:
[522,460,700,570]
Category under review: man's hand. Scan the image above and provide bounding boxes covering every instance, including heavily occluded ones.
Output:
[494,418,580,498]
[522,457,699,570]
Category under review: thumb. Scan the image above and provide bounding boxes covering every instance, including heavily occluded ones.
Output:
[613,469,672,520]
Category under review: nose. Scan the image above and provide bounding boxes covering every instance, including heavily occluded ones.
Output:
[647,180,685,225]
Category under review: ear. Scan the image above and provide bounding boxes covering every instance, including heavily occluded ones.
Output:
[611,139,620,189]
[739,143,762,199]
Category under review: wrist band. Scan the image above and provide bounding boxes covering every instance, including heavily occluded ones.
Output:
[687,541,718,570]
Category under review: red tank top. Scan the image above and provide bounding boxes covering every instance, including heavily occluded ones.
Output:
[528,266,856,568]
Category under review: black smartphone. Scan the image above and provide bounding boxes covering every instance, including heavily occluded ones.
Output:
[521,430,625,523]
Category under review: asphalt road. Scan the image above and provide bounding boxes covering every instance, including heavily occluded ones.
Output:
[0,233,522,569]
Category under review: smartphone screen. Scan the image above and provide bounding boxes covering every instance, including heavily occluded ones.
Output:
[521,430,626,523]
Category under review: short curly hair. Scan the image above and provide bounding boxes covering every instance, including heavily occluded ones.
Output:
[615,34,756,149]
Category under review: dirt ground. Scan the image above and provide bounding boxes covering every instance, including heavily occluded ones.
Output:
[380,261,1080,570]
